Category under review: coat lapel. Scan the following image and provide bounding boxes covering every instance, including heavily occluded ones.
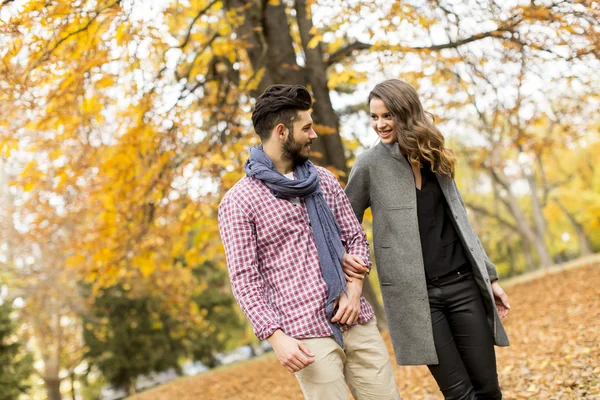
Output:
[436,173,451,199]
[378,141,411,170]
[379,141,457,203]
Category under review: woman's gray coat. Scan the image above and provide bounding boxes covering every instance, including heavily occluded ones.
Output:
[345,142,509,366]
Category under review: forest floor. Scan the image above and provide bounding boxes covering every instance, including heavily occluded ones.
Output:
[132,259,600,400]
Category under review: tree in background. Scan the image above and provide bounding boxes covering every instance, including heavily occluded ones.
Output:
[0,163,85,400]
[82,260,244,395]
[328,1,600,269]
[1,0,596,270]
[424,31,600,268]
[188,260,246,368]
[0,301,34,400]
[0,2,599,396]
[82,285,185,396]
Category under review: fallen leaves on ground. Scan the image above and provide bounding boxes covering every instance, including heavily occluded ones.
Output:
[132,264,599,399]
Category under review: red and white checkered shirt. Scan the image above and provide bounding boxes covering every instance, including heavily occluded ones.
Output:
[218,166,374,341]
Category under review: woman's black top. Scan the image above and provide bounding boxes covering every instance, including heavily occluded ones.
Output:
[412,158,469,280]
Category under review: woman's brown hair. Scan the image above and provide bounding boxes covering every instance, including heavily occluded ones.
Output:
[368,79,456,178]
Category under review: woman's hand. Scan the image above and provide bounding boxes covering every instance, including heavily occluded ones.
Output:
[342,253,368,282]
[491,281,511,319]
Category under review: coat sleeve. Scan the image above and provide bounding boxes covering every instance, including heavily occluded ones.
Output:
[453,180,499,281]
[344,155,371,224]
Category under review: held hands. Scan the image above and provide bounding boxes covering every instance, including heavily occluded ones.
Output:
[267,329,315,373]
[491,281,511,319]
[342,253,368,282]
[331,279,362,326]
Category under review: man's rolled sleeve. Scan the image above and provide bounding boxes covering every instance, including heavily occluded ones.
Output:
[218,196,281,340]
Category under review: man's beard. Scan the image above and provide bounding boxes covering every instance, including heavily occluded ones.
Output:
[283,131,310,164]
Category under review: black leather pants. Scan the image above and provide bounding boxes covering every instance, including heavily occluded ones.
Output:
[426,269,502,400]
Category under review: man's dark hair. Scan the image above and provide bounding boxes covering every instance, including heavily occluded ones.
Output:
[251,85,312,141]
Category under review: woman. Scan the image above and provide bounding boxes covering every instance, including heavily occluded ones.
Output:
[344,79,510,400]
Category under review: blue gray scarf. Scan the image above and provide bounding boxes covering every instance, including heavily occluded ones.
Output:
[245,145,346,347]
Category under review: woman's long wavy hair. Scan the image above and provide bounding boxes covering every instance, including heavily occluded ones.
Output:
[368,79,456,178]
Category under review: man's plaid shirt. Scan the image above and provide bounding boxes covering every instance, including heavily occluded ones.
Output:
[218,166,374,341]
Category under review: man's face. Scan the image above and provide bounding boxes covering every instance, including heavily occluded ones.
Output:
[282,110,317,164]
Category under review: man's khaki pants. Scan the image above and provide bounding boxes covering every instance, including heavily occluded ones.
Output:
[295,317,401,400]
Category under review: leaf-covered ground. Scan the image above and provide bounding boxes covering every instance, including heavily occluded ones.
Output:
[132,263,599,399]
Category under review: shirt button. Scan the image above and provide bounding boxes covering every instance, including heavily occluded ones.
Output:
[470,247,474,251]
[454,215,458,219]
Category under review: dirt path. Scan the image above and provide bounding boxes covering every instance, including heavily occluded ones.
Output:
[132,262,599,399]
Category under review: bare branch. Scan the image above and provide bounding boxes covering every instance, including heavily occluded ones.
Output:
[326,16,523,65]
[174,0,219,50]
[181,31,220,82]
[464,201,518,230]
[325,41,372,67]
[29,0,121,73]
[414,25,516,51]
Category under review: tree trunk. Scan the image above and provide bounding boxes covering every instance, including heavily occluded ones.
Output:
[490,169,554,267]
[505,239,516,277]
[506,191,553,267]
[525,171,553,258]
[556,199,593,256]
[521,236,536,272]
[44,377,62,400]
[40,324,63,400]
[294,0,348,174]
[225,0,348,172]
[123,381,136,397]
[70,372,76,400]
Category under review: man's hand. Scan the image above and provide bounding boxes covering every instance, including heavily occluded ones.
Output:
[267,330,315,373]
[491,281,510,319]
[331,279,363,325]
[342,253,368,282]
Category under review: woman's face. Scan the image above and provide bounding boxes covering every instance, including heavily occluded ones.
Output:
[369,97,396,144]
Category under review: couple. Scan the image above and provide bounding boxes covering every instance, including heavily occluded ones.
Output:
[218,81,510,400]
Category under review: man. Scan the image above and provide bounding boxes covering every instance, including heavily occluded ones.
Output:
[218,84,400,399]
